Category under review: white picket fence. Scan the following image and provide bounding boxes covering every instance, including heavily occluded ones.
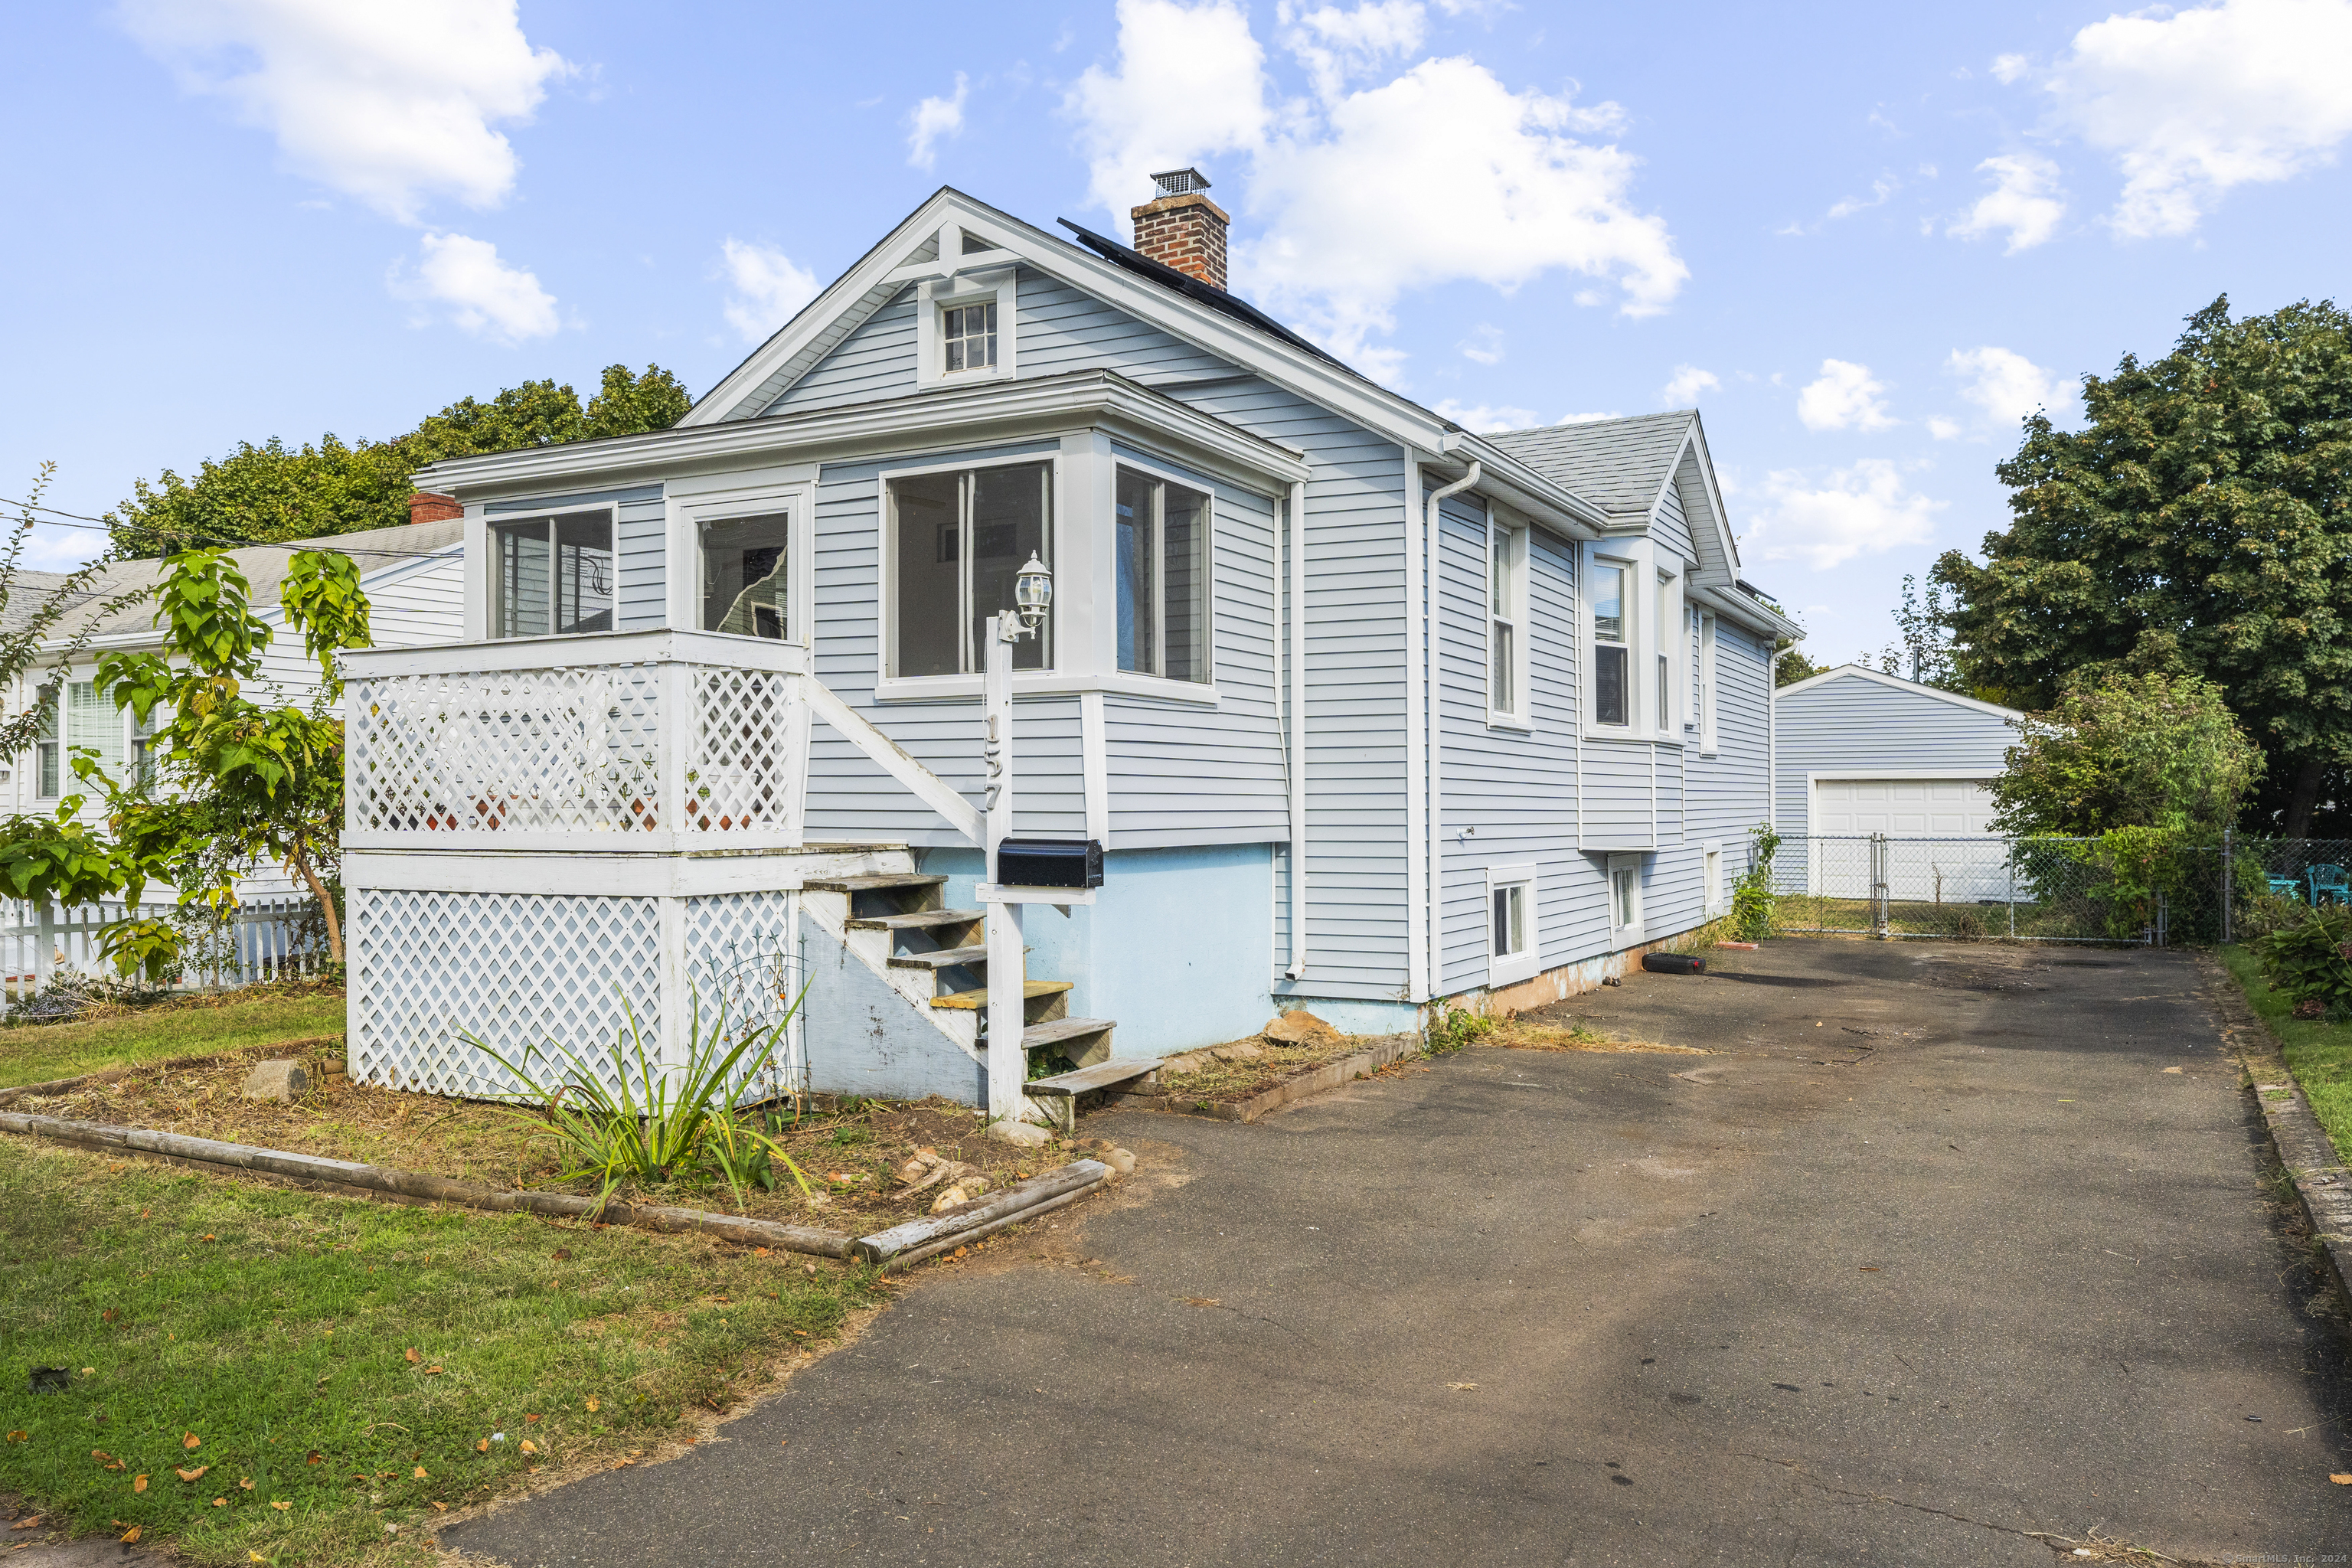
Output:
[0,895,326,1004]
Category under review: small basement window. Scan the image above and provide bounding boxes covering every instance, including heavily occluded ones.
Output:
[1608,854,1645,945]
[700,512,790,639]
[1114,467,1210,683]
[490,509,613,639]
[1488,864,1538,985]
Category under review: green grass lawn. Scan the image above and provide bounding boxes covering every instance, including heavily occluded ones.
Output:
[2217,944,2352,1163]
[0,987,348,1089]
[0,1135,883,1566]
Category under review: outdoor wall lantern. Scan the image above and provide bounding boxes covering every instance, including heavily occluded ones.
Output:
[1011,553,1053,640]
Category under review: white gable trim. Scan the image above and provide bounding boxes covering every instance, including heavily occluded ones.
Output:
[685,188,1615,540]
[1774,662,2024,722]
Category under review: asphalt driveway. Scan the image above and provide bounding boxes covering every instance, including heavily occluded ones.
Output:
[447,941,2352,1567]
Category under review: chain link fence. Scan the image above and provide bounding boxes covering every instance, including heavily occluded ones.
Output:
[1755,832,2352,946]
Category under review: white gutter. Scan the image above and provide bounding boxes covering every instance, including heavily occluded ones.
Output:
[1285,477,1309,982]
[1767,642,1785,835]
[1423,459,1481,1004]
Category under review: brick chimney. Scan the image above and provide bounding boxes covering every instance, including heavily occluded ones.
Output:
[1130,168,1228,292]
[407,492,462,526]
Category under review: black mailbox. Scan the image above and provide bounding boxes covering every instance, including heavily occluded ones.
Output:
[995,838,1105,889]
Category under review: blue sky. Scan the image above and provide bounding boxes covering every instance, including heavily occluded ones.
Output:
[5,0,2349,665]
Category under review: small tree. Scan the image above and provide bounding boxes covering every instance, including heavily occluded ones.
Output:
[1991,671,2262,839]
[79,547,371,965]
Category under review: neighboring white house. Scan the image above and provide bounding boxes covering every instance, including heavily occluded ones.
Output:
[341,178,1803,1116]
[8,516,466,880]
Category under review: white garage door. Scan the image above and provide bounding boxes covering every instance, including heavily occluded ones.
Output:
[1811,777,1998,837]
[1810,778,2005,900]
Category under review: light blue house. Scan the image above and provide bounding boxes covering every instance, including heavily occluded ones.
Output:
[339,179,1798,1116]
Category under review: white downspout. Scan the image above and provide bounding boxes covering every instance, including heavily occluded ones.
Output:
[1424,459,1481,1004]
[1767,639,1785,836]
[1285,478,1309,981]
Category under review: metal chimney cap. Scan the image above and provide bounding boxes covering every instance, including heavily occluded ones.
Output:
[1151,168,1211,196]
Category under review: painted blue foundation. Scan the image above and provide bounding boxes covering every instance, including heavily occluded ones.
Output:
[918,842,1279,1053]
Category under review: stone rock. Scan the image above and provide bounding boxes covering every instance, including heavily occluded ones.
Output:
[241,1060,309,1102]
[1159,1051,1207,1076]
[931,1185,971,1213]
[985,1118,1053,1148]
[1102,1147,1137,1177]
[1263,1010,1344,1047]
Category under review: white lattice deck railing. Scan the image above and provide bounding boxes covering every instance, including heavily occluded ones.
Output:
[342,631,810,853]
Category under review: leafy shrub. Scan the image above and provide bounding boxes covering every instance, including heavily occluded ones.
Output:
[1731,824,1782,941]
[2237,891,2312,941]
[2252,906,2352,1020]
[1426,1002,1496,1054]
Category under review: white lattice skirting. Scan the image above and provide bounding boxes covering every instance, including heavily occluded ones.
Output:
[350,887,805,1100]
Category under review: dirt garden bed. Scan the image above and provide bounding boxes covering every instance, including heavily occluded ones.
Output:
[0,1040,1112,1235]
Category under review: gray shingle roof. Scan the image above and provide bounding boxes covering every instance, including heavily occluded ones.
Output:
[1485,410,1696,518]
[19,518,462,645]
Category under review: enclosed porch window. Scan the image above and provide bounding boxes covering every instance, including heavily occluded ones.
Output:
[490,509,613,639]
[888,461,1054,677]
[1114,467,1209,684]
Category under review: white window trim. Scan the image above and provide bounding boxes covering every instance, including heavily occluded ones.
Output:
[1607,853,1647,948]
[1487,862,1540,985]
[1655,567,1684,746]
[1698,612,1719,755]
[1486,514,1530,730]
[1582,541,1644,740]
[667,476,816,648]
[915,268,1018,390]
[1703,838,1725,917]
[482,505,619,642]
[1111,454,1218,688]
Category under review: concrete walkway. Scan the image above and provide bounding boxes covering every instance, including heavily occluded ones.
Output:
[447,941,2352,1567]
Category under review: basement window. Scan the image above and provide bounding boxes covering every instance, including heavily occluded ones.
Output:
[1489,864,1538,985]
[1609,854,1645,946]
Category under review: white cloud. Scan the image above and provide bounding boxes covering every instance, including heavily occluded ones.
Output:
[393,231,558,342]
[1661,365,1719,405]
[1927,416,1963,440]
[1796,360,1895,432]
[2050,0,2352,238]
[1066,1,1686,379]
[1827,175,1899,220]
[1991,52,2030,83]
[1459,323,1504,364]
[1557,410,1622,423]
[1066,0,1272,217]
[1281,1,1429,100]
[118,0,570,224]
[1946,345,2073,430]
[720,239,821,345]
[906,73,969,170]
[1947,152,2067,253]
[1434,398,1540,433]
[1747,461,1945,570]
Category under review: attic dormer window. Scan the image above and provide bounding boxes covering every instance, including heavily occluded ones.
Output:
[944,301,997,373]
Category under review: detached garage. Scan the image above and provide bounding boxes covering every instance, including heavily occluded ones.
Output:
[1773,665,2025,898]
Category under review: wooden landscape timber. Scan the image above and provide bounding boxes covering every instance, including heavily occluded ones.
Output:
[851,1158,1112,1267]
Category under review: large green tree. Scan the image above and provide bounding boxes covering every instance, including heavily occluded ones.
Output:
[107,364,691,557]
[1933,296,2352,836]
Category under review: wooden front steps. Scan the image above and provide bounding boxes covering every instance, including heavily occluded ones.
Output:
[818,870,1120,1091]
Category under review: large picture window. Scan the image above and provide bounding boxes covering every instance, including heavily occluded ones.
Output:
[1592,560,1629,727]
[700,512,789,639]
[890,462,1053,677]
[490,510,612,639]
[1114,467,1209,684]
